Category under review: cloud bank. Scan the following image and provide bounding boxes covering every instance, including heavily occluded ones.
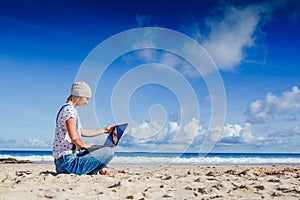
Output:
[185,2,272,71]
[131,2,273,77]
[246,86,300,123]
[121,119,264,152]
[0,138,51,149]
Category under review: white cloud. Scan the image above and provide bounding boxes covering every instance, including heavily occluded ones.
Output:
[160,48,210,77]
[123,119,299,152]
[125,119,203,149]
[160,52,181,68]
[171,118,202,144]
[25,139,51,148]
[257,136,266,141]
[206,125,223,143]
[182,2,272,71]
[240,122,254,143]
[128,2,295,76]
[169,121,180,133]
[128,121,165,142]
[181,41,217,76]
[223,123,242,137]
[268,125,300,138]
[183,118,201,135]
[290,125,300,134]
[136,49,157,62]
[219,123,254,144]
[202,4,270,70]
[168,121,260,150]
[131,29,158,62]
[132,29,157,49]
[0,139,18,148]
[246,99,271,123]
[130,3,271,76]
[0,138,51,149]
[246,86,300,123]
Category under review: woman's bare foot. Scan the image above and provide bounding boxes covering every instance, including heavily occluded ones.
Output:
[99,169,126,175]
[117,169,126,174]
[99,168,108,175]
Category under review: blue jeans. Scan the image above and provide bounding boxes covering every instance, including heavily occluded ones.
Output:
[55,147,114,175]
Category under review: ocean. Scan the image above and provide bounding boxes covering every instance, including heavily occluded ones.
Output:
[1,150,300,165]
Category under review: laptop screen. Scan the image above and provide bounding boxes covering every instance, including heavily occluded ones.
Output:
[104,123,128,146]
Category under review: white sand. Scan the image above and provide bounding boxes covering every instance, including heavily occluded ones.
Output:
[0,164,300,200]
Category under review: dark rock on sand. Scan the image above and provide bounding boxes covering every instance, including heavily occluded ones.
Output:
[0,158,32,164]
[108,181,121,188]
[254,185,265,190]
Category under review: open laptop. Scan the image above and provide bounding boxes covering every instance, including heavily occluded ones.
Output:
[84,123,128,153]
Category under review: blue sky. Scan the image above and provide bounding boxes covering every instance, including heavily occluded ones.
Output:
[0,0,300,153]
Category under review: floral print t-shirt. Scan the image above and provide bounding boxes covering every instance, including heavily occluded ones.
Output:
[52,104,82,159]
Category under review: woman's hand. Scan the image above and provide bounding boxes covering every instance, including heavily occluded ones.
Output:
[84,143,94,149]
[104,125,115,133]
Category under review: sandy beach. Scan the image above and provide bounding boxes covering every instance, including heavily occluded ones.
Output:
[0,164,299,200]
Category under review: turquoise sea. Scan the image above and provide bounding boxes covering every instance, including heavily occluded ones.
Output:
[1,150,300,165]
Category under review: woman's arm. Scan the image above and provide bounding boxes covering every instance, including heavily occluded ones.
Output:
[66,118,93,148]
[81,125,115,137]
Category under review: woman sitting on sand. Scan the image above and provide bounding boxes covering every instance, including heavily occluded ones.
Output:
[52,81,115,175]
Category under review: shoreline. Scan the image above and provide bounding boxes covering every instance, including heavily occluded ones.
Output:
[2,161,300,166]
[1,164,300,199]
[1,151,300,166]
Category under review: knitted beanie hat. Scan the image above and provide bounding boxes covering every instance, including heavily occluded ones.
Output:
[71,81,92,98]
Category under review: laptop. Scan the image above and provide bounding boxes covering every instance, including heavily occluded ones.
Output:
[84,123,128,153]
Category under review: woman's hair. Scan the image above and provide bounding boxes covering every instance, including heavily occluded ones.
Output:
[66,95,84,103]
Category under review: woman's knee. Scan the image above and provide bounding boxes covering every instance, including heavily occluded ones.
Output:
[105,147,115,158]
[92,147,114,159]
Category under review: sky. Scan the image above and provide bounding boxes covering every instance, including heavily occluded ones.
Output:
[0,0,300,153]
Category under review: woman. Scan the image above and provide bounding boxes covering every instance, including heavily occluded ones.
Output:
[52,81,115,175]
